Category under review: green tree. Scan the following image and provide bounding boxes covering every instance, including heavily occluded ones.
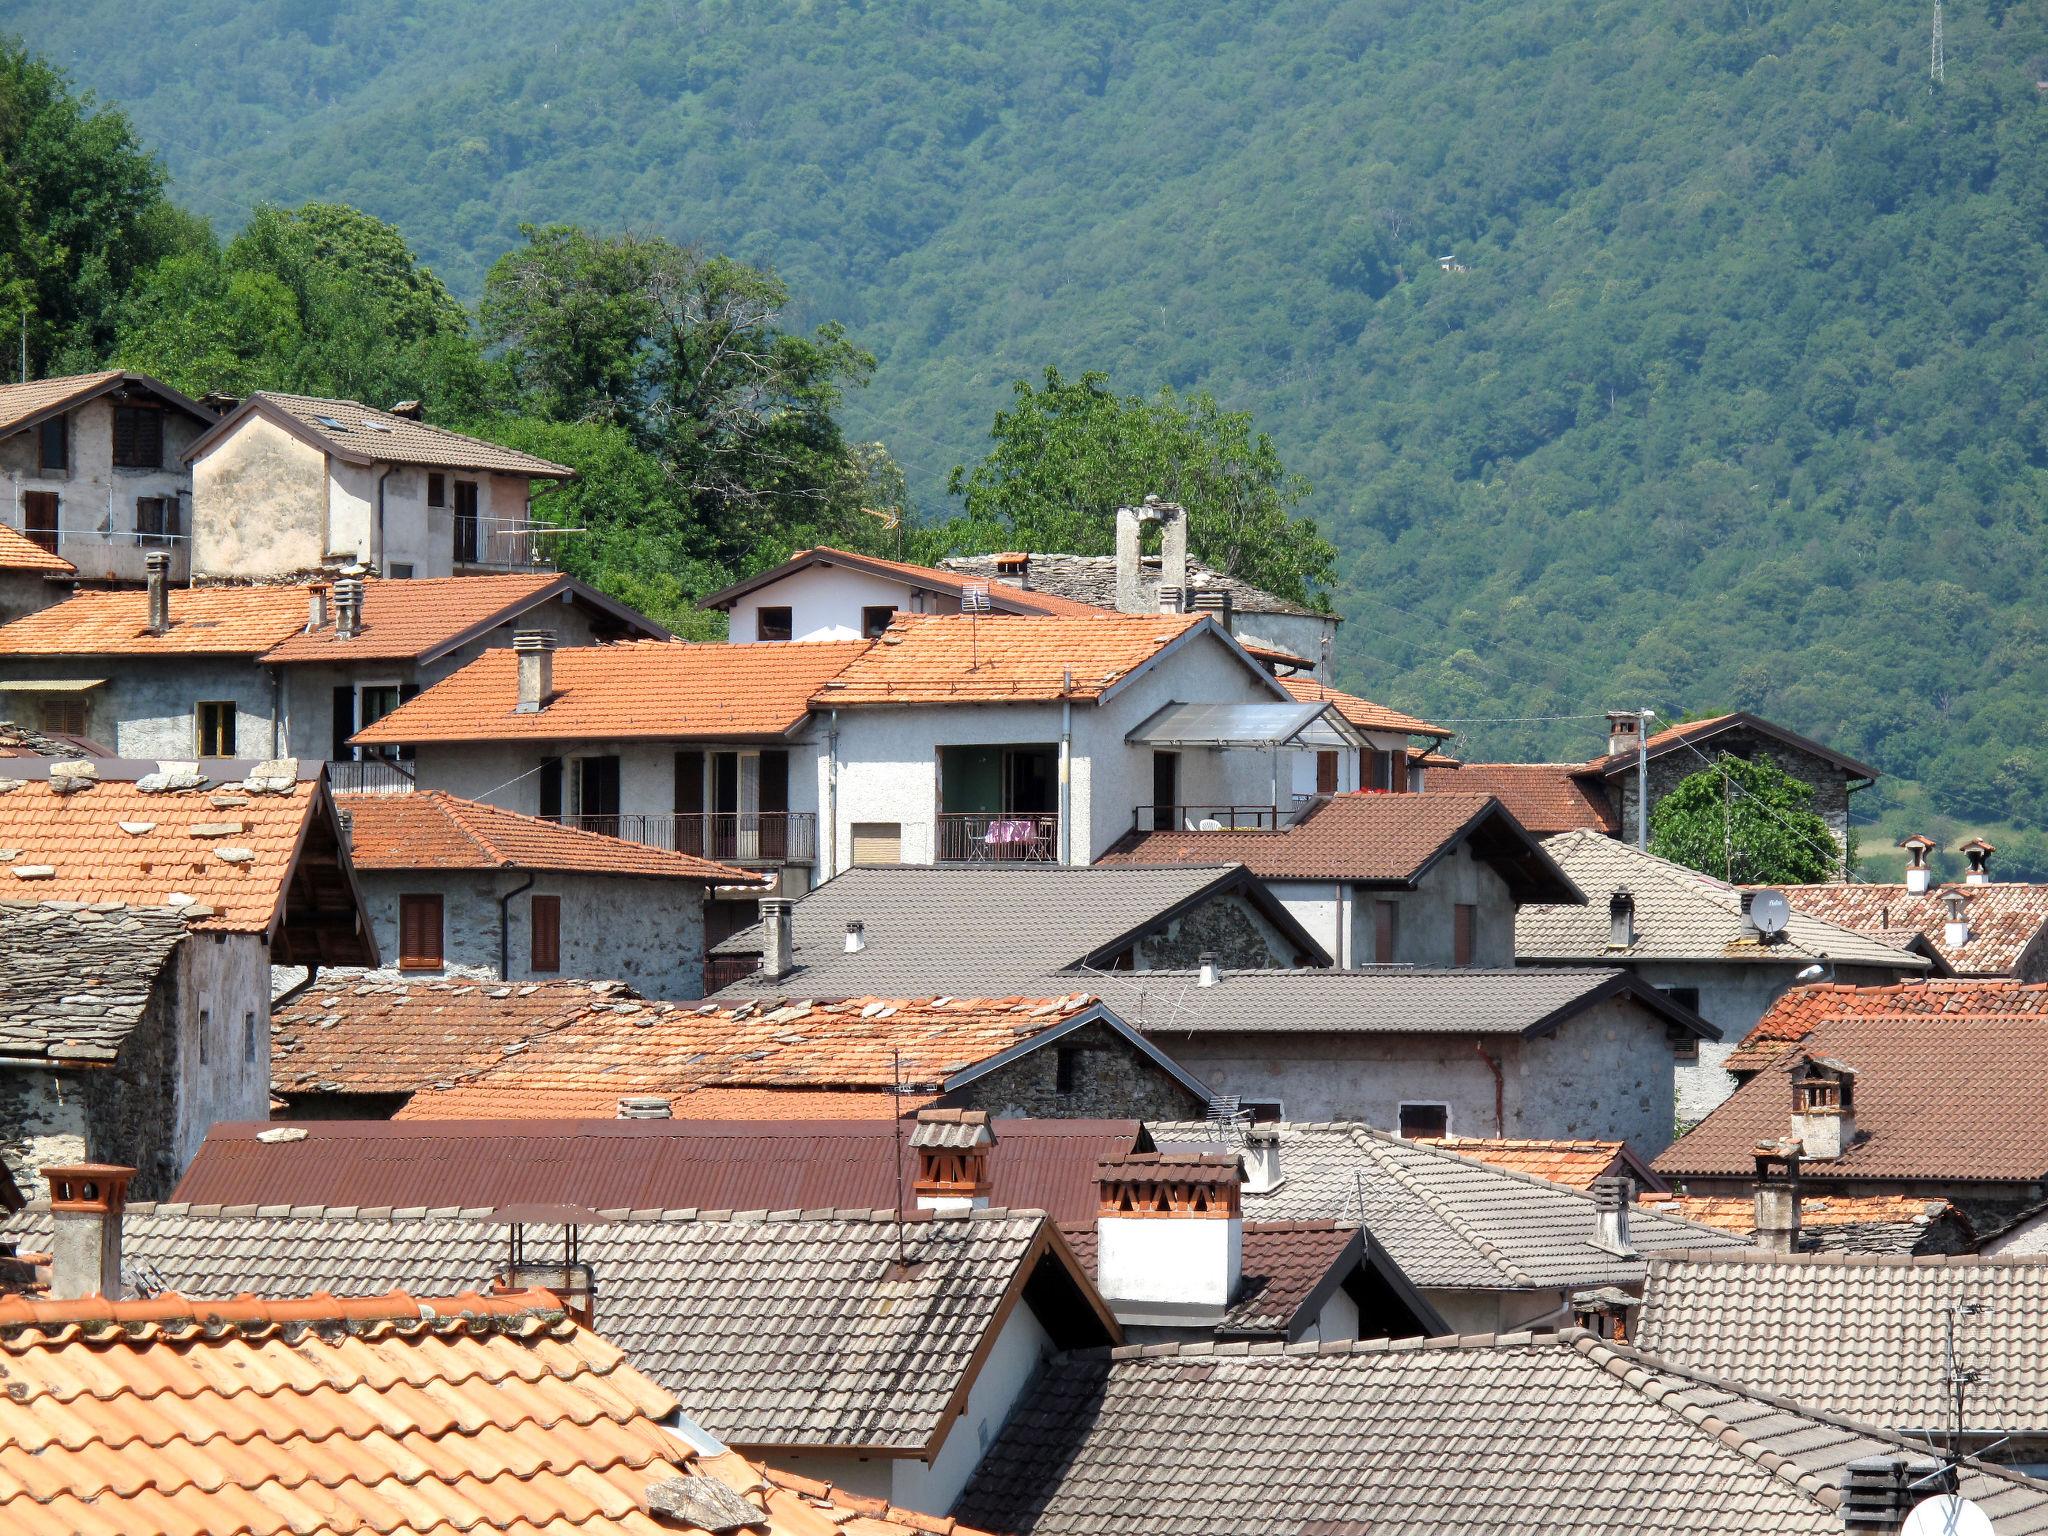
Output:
[1648,754,1842,886]
[940,368,1334,604]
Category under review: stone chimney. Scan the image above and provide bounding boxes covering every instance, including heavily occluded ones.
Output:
[1961,838,1995,886]
[1752,1151,1803,1254]
[514,630,556,713]
[1114,497,1187,615]
[617,1096,672,1119]
[332,577,364,641]
[1240,1123,1283,1195]
[1589,1174,1635,1257]
[843,920,866,954]
[1789,1056,1857,1160]
[1605,709,1642,760]
[388,399,424,420]
[1898,834,1938,895]
[307,581,330,632]
[43,1164,134,1300]
[1095,1152,1243,1326]
[758,897,795,981]
[144,552,170,636]
[1942,890,1970,949]
[909,1109,996,1212]
[1608,887,1635,949]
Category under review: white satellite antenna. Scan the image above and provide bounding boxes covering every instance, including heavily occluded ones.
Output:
[1747,890,1790,936]
[1901,1495,1995,1536]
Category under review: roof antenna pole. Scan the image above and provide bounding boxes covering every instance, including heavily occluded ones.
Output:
[18,311,26,385]
[1636,707,1652,852]
[891,1048,907,1269]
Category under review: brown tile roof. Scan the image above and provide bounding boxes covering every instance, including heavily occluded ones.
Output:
[1274,674,1449,737]
[0,526,73,576]
[1424,761,1619,835]
[1587,710,1881,781]
[1635,1192,1962,1253]
[1420,1136,1637,1191]
[340,789,761,882]
[0,370,213,437]
[703,546,1111,619]
[1728,978,2048,1071]
[815,612,1211,705]
[1782,881,2048,976]
[355,638,868,745]
[0,1281,981,1536]
[1656,1013,2048,1182]
[258,572,633,663]
[193,391,574,476]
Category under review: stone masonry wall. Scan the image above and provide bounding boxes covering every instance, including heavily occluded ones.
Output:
[1613,728,1853,874]
[942,1018,1209,1119]
[1132,890,1303,970]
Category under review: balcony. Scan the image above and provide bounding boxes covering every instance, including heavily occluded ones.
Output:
[1136,804,1289,832]
[936,811,1061,863]
[432,510,566,571]
[1,506,190,583]
[326,758,416,795]
[566,811,816,867]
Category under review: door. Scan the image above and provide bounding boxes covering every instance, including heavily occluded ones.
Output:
[575,755,621,834]
[452,481,480,563]
[1316,750,1340,795]
[674,751,706,855]
[1006,747,1056,814]
[758,749,790,860]
[1151,751,1179,830]
[21,492,57,554]
[711,751,740,859]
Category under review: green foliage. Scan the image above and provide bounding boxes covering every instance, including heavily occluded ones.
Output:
[1648,754,1842,886]
[939,368,1332,604]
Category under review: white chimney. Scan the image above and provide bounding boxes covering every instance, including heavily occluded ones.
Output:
[1197,952,1220,988]
[909,1110,996,1212]
[144,552,170,636]
[1095,1152,1243,1326]
[307,582,330,632]
[758,897,795,981]
[1240,1123,1283,1195]
[1962,838,1995,886]
[1605,710,1641,759]
[43,1163,134,1300]
[1942,890,1970,949]
[1589,1174,1635,1257]
[1608,887,1635,949]
[1898,834,1937,895]
[514,630,556,714]
[617,1096,672,1119]
[1790,1057,1857,1160]
[844,920,867,954]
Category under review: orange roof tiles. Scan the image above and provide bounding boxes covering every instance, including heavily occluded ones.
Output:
[400,993,1099,1118]
[1729,977,2048,1070]
[356,639,869,745]
[1781,882,2048,976]
[709,547,1111,619]
[1424,762,1620,836]
[340,790,762,883]
[1420,1137,1632,1191]
[260,572,583,662]
[1275,675,1449,738]
[0,1283,985,1536]
[0,525,73,575]
[1636,1192,1955,1236]
[816,613,1209,705]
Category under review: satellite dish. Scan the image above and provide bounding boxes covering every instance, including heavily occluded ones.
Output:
[1747,890,1790,936]
[1901,1495,1996,1536]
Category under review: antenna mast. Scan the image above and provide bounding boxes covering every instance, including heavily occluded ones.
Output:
[1931,0,1945,86]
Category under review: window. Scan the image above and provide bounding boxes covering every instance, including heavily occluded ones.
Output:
[1659,985,1701,1013]
[1453,903,1476,967]
[427,473,446,508]
[398,894,444,970]
[757,606,794,642]
[38,696,85,736]
[1398,1102,1449,1139]
[531,894,562,972]
[245,1010,261,1062]
[851,821,902,865]
[37,415,66,473]
[197,1008,210,1066]
[861,605,897,639]
[21,491,58,553]
[1240,1099,1285,1123]
[388,562,415,579]
[451,480,480,562]
[1373,899,1399,964]
[1055,1045,1081,1095]
[135,496,178,546]
[195,701,237,758]
[1316,750,1339,795]
[112,404,163,468]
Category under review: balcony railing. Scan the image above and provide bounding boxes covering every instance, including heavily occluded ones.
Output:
[1135,804,1288,832]
[936,811,1061,863]
[432,510,564,570]
[565,811,816,866]
[326,758,416,794]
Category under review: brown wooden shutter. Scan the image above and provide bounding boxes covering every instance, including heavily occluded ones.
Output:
[1316,751,1339,794]
[530,894,561,972]
[1454,903,1475,968]
[399,894,444,970]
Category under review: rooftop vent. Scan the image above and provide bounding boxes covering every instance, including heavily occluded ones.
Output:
[759,897,795,982]
[1898,833,1938,895]
[843,919,866,954]
[616,1096,672,1119]
[513,630,556,714]
[1961,837,1995,886]
[332,577,365,641]
[387,400,424,421]
[1608,886,1635,949]
[1589,1174,1635,1257]
[144,552,170,637]
[1942,889,1971,949]
[1197,952,1220,988]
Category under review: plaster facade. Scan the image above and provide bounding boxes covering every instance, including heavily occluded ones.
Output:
[724,563,959,642]
[1266,846,1519,969]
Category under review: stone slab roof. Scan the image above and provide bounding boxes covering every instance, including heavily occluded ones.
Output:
[939,550,1333,621]
[1782,881,2048,977]
[1637,1251,2048,1432]
[1421,761,1619,835]
[0,902,188,1063]
[188,391,573,476]
[1417,1135,1645,1191]
[1586,710,1882,782]
[953,1328,2048,1535]
[1634,1193,1966,1255]
[701,546,1110,619]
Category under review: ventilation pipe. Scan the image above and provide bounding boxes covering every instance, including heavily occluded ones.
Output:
[144,552,170,636]
[1590,1175,1635,1257]
[843,920,867,954]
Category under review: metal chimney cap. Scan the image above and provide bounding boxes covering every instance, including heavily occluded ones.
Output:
[616,1095,673,1120]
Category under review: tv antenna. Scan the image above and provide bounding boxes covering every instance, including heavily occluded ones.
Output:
[963,581,991,669]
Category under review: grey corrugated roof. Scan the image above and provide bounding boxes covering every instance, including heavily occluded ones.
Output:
[708,863,1326,993]
[954,1330,2048,1535]
[1124,700,1358,748]
[1637,1251,2048,1432]
[1,1203,1087,1454]
[1519,830,1931,968]
[0,902,188,1062]
[1151,1122,1748,1289]
[1075,965,1715,1038]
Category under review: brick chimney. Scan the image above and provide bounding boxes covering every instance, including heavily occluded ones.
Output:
[1095,1152,1242,1326]
[1605,709,1642,759]
[1790,1057,1857,1160]
[144,552,170,636]
[1961,838,1995,886]
[1589,1174,1635,1257]
[514,630,556,713]
[1942,890,1970,949]
[1114,497,1187,616]
[1897,834,1938,895]
[1608,886,1635,949]
[43,1164,134,1300]
[758,897,795,981]
[909,1109,996,1212]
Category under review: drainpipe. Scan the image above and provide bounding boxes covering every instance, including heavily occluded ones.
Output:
[1059,670,1073,864]
[1472,1040,1505,1135]
[269,665,286,758]
[372,466,394,573]
[497,872,536,980]
[825,710,840,880]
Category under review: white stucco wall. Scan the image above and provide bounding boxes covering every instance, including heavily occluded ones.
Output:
[191,413,327,578]
[3,395,204,583]
[727,564,942,641]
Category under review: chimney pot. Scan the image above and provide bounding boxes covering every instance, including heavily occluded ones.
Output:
[1942,890,1971,949]
[1197,952,1220,988]
[307,582,330,632]
[909,1109,996,1212]
[144,552,170,636]
[1790,1057,1857,1159]
[843,920,866,954]
[1962,838,1995,886]
[1240,1124,1283,1195]
[43,1163,134,1300]
[1157,585,1184,615]
[1590,1174,1635,1257]
[1095,1153,1243,1323]
[1606,709,1642,759]
[617,1095,672,1119]
[758,897,795,981]
[1608,886,1635,949]
[332,577,364,641]
[514,630,556,714]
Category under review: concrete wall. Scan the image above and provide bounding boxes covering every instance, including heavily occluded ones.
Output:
[1612,728,1855,874]
[1268,852,1517,972]
[0,571,63,627]
[354,869,709,998]
[1223,611,1338,674]
[1425,1287,1571,1336]
[727,564,950,641]
[191,414,327,578]
[2,395,203,583]
[942,1018,1209,1119]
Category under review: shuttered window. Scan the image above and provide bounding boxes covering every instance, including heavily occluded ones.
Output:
[1315,751,1339,794]
[37,415,66,473]
[398,894,444,971]
[851,822,901,865]
[136,496,177,546]
[112,404,163,468]
[1453,903,1476,968]
[530,894,562,972]
[195,702,237,758]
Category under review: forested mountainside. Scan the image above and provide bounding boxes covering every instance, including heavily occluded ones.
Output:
[9,0,2048,858]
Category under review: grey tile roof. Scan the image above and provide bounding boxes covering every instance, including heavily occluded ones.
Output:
[1519,830,1930,967]
[0,902,188,1062]
[1,1202,1082,1454]
[1151,1122,1749,1289]
[939,552,1331,620]
[707,863,1314,995]
[954,1329,2048,1535]
[237,392,574,476]
[1636,1251,2048,1432]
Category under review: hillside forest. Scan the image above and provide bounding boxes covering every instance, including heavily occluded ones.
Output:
[6,0,2048,875]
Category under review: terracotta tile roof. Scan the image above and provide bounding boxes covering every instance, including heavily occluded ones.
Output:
[814,612,1210,706]
[204,391,574,476]
[340,789,761,882]
[1423,761,1619,835]
[1729,978,2048,1071]
[355,639,868,745]
[704,546,1111,619]
[1274,674,1448,737]
[1781,881,2048,976]
[1656,1013,2048,1182]
[0,1281,981,1536]
[0,525,73,575]
[1635,1192,1963,1254]
[1420,1136,1635,1191]
[1099,791,1578,900]
[259,572,611,663]
[399,993,1103,1118]
[0,370,123,433]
